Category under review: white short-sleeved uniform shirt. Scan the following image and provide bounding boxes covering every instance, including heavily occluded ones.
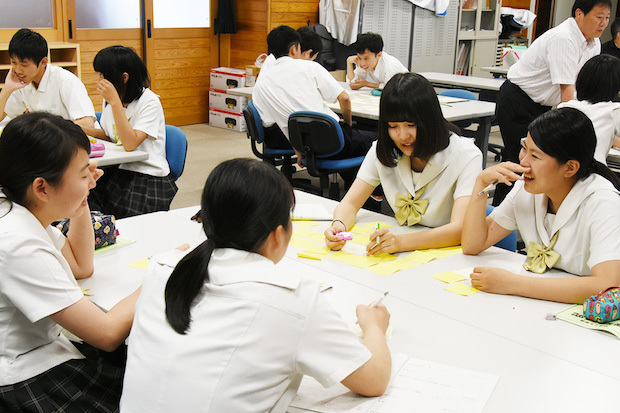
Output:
[508,18,600,106]
[99,88,169,177]
[0,199,84,386]
[121,248,371,413]
[491,175,620,275]
[259,53,276,74]
[557,99,620,164]
[352,51,408,89]
[4,64,95,121]
[357,134,482,228]
[252,57,344,139]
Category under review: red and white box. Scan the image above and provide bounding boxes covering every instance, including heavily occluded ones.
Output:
[209,67,246,90]
[209,108,247,132]
[209,89,247,114]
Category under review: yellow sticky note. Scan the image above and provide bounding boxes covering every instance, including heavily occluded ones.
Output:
[293,220,319,228]
[305,232,328,243]
[351,225,373,235]
[297,250,326,260]
[350,234,371,245]
[445,283,480,296]
[128,257,150,269]
[424,249,454,259]
[362,221,393,229]
[289,236,318,249]
[440,246,463,253]
[293,228,320,237]
[367,253,398,263]
[403,250,436,264]
[368,259,420,276]
[431,271,467,284]
[329,251,377,268]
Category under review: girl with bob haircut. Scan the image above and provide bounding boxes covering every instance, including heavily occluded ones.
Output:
[0,112,140,410]
[86,45,177,218]
[325,72,482,254]
[558,54,620,164]
[462,108,620,303]
[120,158,391,412]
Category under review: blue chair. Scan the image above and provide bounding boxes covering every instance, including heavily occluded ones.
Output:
[164,125,187,181]
[243,101,296,181]
[486,205,517,252]
[288,111,365,199]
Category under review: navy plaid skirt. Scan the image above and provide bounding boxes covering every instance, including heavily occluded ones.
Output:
[0,343,126,413]
[89,167,178,219]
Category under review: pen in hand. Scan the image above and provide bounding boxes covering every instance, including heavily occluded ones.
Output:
[368,291,389,308]
[477,182,497,197]
[374,222,381,248]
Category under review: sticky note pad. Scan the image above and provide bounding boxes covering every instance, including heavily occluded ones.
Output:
[349,234,370,245]
[305,232,327,243]
[351,225,373,235]
[293,220,319,228]
[431,271,467,284]
[445,283,480,296]
[297,245,331,260]
[368,259,420,276]
[289,235,318,249]
[403,250,436,264]
[293,228,320,238]
[367,253,397,263]
[329,251,377,269]
[128,257,150,270]
[362,221,393,229]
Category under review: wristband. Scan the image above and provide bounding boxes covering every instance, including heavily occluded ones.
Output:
[332,219,346,232]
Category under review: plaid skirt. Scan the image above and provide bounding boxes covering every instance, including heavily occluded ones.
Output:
[89,167,178,219]
[0,343,126,413]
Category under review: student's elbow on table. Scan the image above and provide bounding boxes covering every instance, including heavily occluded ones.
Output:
[461,242,484,256]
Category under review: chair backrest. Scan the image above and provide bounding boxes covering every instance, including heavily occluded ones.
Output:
[288,111,344,158]
[439,89,477,101]
[165,125,188,181]
[485,205,517,252]
[243,101,266,144]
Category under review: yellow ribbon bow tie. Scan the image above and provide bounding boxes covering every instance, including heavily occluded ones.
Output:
[523,232,560,274]
[394,189,429,226]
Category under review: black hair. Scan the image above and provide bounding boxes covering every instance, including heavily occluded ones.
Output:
[298,26,323,58]
[93,46,150,105]
[575,54,620,103]
[528,108,620,190]
[572,0,611,17]
[164,158,295,334]
[0,112,91,208]
[267,26,301,59]
[377,72,453,167]
[611,17,620,39]
[353,33,383,55]
[8,28,48,65]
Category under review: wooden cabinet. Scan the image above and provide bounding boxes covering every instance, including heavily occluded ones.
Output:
[0,41,81,89]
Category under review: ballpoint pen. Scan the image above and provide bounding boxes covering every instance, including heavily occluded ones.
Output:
[368,291,389,308]
[374,222,381,248]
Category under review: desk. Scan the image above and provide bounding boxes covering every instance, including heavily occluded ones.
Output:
[418,71,505,95]
[480,66,509,78]
[229,85,496,167]
[84,192,619,412]
[94,139,149,167]
[608,147,620,174]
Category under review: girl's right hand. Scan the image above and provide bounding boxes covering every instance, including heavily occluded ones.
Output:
[96,78,122,106]
[356,304,390,335]
[477,162,530,188]
[325,225,347,251]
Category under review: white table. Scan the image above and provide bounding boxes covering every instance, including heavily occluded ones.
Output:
[93,139,149,167]
[418,71,505,94]
[83,192,620,412]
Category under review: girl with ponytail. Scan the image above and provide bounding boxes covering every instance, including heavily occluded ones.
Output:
[462,107,620,303]
[121,158,392,412]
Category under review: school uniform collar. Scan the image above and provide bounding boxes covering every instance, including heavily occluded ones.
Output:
[31,63,52,93]
[0,195,56,245]
[208,248,301,290]
[566,17,595,49]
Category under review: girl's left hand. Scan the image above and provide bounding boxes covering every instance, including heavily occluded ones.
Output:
[96,78,121,106]
[470,267,516,294]
[366,228,401,255]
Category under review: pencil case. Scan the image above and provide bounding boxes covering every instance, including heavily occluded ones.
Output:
[583,287,620,323]
[57,211,118,249]
[89,142,106,158]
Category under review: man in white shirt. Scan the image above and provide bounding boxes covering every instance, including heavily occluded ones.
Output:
[253,26,376,187]
[0,29,95,132]
[493,0,611,205]
[346,33,408,90]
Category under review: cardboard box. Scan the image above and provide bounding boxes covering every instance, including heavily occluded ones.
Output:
[208,89,247,114]
[245,64,260,77]
[210,67,246,90]
[209,108,247,132]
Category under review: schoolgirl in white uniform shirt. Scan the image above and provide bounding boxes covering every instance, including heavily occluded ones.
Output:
[462,108,620,304]
[0,113,139,411]
[325,72,482,255]
[121,158,391,412]
[86,45,177,218]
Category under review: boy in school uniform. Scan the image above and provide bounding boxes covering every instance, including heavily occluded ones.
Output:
[260,26,322,77]
[601,18,620,59]
[253,26,376,186]
[346,32,408,90]
[0,28,95,131]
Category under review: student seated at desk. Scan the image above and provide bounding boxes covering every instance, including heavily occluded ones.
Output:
[0,28,95,131]
[558,54,620,164]
[120,158,391,412]
[257,26,322,78]
[0,113,140,411]
[325,73,482,255]
[462,108,620,304]
[346,33,408,91]
[85,46,177,219]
